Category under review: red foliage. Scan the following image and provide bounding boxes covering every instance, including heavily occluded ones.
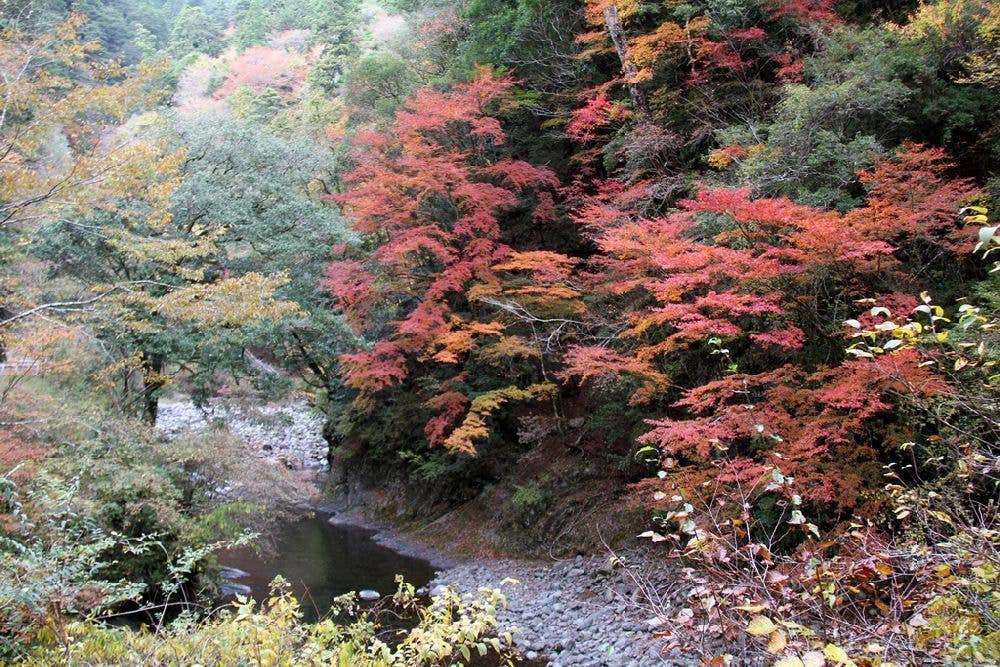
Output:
[215,46,307,97]
[566,93,620,142]
[640,351,946,508]
[329,70,558,427]
[846,142,980,251]
[558,345,669,405]
[771,51,805,82]
[562,150,974,510]
[763,0,841,26]
[424,390,470,447]
[339,341,409,407]
[688,38,752,84]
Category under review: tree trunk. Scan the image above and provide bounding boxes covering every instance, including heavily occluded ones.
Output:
[139,354,165,424]
[603,3,648,116]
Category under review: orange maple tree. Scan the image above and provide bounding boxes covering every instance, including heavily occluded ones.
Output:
[327,69,560,452]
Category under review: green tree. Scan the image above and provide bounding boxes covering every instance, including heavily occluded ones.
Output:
[246,85,285,123]
[344,52,418,119]
[308,43,353,92]
[235,0,270,48]
[303,0,360,44]
[168,114,356,400]
[168,5,221,59]
[133,23,158,62]
[29,115,301,421]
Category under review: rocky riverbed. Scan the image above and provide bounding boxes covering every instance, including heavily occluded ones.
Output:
[160,399,702,665]
[431,550,699,666]
[156,399,328,470]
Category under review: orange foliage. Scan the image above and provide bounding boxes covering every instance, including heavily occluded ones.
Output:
[562,147,974,510]
[329,71,559,448]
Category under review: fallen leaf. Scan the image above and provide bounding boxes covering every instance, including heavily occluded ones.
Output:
[823,643,856,666]
[746,615,776,636]
[767,629,788,654]
[801,651,826,667]
[774,658,805,667]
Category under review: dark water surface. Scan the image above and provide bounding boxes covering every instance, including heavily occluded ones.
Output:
[219,514,438,621]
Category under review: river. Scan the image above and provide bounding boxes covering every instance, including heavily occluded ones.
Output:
[218,513,438,622]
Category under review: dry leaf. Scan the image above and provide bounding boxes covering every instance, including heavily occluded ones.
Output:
[823,643,856,666]
[774,658,805,667]
[767,629,788,654]
[746,615,776,636]
[801,651,826,667]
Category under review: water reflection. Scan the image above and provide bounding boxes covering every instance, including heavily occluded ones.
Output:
[219,514,438,621]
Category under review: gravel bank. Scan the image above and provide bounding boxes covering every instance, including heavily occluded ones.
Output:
[156,399,328,470]
[432,551,696,666]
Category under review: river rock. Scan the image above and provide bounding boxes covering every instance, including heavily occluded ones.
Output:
[219,566,250,580]
[428,549,696,666]
[156,399,328,472]
[358,589,380,601]
[220,582,253,597]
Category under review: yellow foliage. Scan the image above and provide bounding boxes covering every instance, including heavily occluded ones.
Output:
[0,15,170,230]
[21,578,515,667]
[428,318,505,363]
[444,383,557,454]
[707,150,734,169]
[477,335,542,364]
[156,273,300,327]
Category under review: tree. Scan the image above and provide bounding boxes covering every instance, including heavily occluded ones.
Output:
[28,113,316,421]
[329,70,560,453]
[0,14,167,230]
[343,52,418,119]
[558,143,978,513]
[235,0,270,48]
[168,5,221,59]
[133,23,159,62]
[170,114,354,396]
[302,0,360,45]
[215,45,305,97]
[0,13,172,367]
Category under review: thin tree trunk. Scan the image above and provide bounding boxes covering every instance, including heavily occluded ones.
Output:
[138,354,164,424]
[603,3,649,116]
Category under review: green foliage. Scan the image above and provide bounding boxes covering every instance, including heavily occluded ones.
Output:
[724,26,923,207]
[0,472,148,657]
[300,0,361,45]
[132,23,158,62]
[509,476,553,525]
[169,113,355,394]
[235,0,270,48]
[168,5,222,59]
[344,52,419,119]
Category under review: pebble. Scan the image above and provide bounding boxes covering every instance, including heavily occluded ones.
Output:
[430,551,697,666]
[358,589,380,601]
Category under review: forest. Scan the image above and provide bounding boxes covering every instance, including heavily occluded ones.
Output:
[0,0,998,665]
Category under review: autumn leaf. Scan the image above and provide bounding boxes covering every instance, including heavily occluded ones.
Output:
[823,643,857,666]
[746,615,777,636]
[767,629,788,654]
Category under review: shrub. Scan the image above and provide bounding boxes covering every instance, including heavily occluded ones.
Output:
[21,578,516,666]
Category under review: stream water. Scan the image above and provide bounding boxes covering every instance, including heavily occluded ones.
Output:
[218,514,438,622]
